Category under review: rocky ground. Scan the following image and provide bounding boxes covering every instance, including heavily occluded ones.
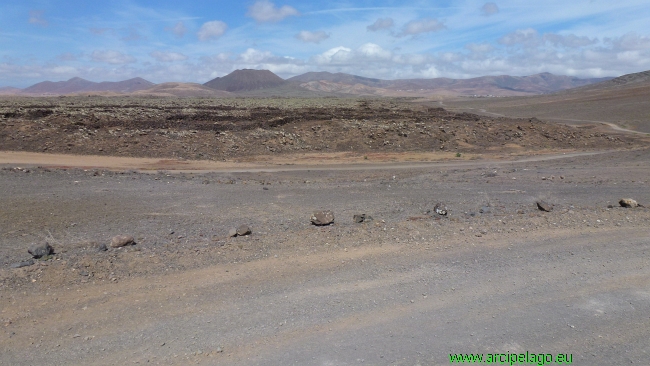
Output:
[0,97,637,161]
[1,96,649,365]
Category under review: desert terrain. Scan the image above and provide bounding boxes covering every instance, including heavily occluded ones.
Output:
[1,92,650,365]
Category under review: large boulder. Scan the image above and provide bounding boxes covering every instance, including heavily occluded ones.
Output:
[28,242,53,258]
[311,211,334,226]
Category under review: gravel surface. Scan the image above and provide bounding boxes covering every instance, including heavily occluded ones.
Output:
[1,147,650,365]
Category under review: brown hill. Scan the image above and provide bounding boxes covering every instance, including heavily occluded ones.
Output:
[204,69,286,92]
[133,83,235,98]
[0,87,22,95]
[289,71,610,96]
[287,72,385,87]
[444,69,650,133]
[21,77,154,95]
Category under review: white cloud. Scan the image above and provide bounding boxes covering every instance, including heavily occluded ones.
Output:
[398,18,446,37]
[197,21,227,41]
[314,47,353,65]
[29,10,48,26]
[247,0,299,23]
[499,28,540,46]
[90,50,136,64]
[481,3,499,16]
[150,51,188,62]
[296,30,329,43]
[543,33,597,48]
[166,21,187,38]
[606,32,650,51]
[367,18,394,32]
[465,43,494,53]
[240,49,274,64]
[358,43,392,60]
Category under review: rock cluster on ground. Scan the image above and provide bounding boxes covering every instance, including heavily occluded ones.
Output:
[0,97,635,161]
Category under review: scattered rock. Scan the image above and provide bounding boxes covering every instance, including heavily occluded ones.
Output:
[28,242,53,258]
[536,200,553,212]
[434,203,448,216]
[353,214,373,223]
[97,243,108,252]
[228,228,238,237]
[236,225,251,236]
[619,198,638,208]
[110,235,135,248]
[311,210,335,226]
[10,259,35,269]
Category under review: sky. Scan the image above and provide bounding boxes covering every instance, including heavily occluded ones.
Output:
[1,0,650,87]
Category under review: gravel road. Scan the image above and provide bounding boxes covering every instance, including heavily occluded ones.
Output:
[1,148,649,365]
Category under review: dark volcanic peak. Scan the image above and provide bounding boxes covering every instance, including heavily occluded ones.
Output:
[22,77,154,95]
[203,69,286,92]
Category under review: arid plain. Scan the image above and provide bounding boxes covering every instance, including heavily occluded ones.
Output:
[1,73,650,365]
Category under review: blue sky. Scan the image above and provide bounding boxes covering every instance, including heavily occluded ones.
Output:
[1,0,650,87]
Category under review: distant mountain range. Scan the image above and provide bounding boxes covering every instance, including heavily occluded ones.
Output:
[0,69,620,97]
[19,77,154,95]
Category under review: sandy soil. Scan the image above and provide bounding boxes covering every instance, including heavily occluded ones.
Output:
[2,145,650,365]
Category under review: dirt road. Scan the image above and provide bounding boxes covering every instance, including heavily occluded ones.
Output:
[1,148,650,365]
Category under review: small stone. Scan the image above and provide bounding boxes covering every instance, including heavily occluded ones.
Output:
[619,198,638,208]
[28,242,53,258]
[353,214,373,223]
[536,200,553,212]
[311,210,335,226]
[434,203,448,216]
[228,228,238,237]
[110,235,135,248]
[236,225,251,236]
[10,260,35,269]
[97,243,108,252]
